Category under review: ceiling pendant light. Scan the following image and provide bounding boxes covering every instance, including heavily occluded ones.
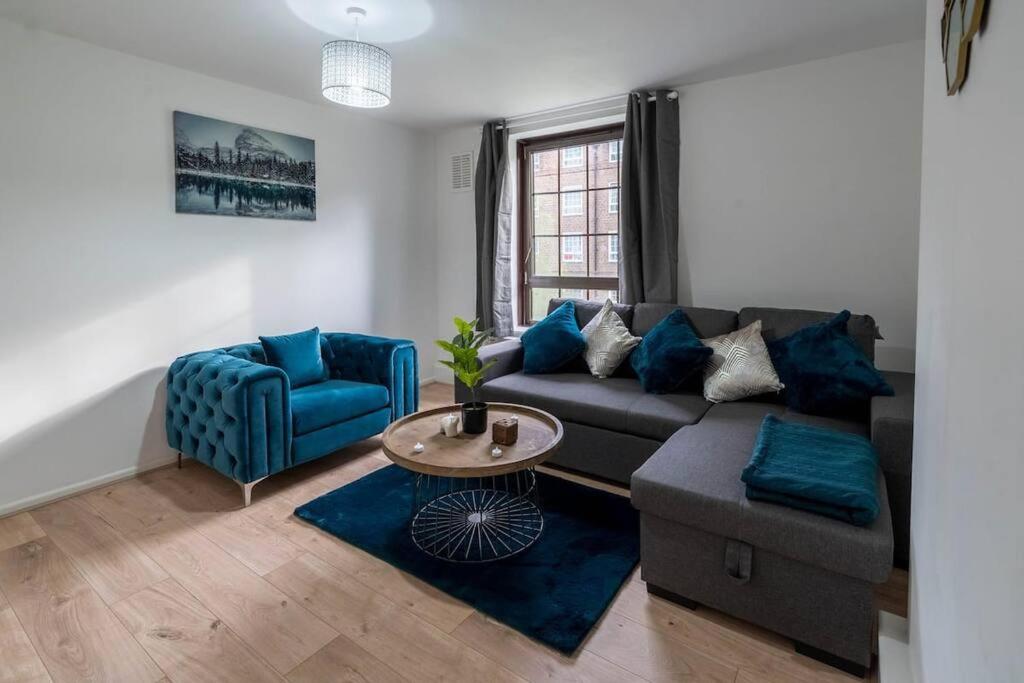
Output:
[321,7,392,108]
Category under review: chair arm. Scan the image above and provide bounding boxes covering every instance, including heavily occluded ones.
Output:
[871,371,915,478]
[453,339,523,403]
[322,333,418,421]
[166,351,291,483]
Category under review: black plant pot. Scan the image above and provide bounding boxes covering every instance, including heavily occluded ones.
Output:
[461,402,488,435]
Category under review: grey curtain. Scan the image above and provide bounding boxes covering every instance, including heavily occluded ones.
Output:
[620,90,680,304]
[474,121,514,336]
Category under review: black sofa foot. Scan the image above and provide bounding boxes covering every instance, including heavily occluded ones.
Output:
[646,583,699,610]
[794,641,868,678]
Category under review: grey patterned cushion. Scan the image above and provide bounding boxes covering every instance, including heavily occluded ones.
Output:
[702,320,784,402]
[581,300,642,379]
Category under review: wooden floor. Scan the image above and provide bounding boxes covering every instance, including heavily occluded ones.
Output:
[0,382,906,683]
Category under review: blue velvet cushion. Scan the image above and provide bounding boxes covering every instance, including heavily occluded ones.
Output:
[259,327,327,388]
[290,379,390,435]
[767,310,894,416]
[521,301,587,374]
[630,309,713,394]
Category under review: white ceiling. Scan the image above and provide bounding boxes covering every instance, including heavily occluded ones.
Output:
[0,0,925,130]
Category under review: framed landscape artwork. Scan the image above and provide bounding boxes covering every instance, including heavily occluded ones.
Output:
[174,111,316,220]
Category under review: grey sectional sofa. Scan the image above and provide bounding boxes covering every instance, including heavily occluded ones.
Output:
[455,298,914,676]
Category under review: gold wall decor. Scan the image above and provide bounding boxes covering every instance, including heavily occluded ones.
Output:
[942,0,987,95]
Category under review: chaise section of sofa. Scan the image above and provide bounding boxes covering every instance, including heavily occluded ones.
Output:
[630,401,893,675]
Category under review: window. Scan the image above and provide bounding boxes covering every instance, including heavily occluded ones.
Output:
[561,146,583,168]
[562,235,583,263]
[608,182,619,214]
[561,185,584,216]
[518,124,624,324]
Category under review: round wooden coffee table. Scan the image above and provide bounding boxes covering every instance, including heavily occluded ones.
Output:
[382,403,563,563]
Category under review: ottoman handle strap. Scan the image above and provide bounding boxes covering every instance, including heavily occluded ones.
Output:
[724,539,753,585]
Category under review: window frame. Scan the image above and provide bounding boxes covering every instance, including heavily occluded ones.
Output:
[608,234,619,263]
[608,140,620,163]
[516,123,624,326]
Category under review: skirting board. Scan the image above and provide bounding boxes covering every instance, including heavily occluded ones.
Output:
[878,611,913,683]
[0,453,179,518]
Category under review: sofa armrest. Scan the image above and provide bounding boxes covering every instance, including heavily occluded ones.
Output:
[453,339,523,403]
[871,371,914,477]
[166,351,291,483]
[322,333,418,421]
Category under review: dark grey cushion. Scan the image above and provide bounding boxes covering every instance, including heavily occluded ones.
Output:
[478,372,709,439]
[632,303,738,338]
[738,307,881,361]
[548,298,634,331]
[626,392,712,440]
[631,401,892,583]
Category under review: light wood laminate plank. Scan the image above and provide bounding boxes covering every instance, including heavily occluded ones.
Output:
[128,516,337,675]
[80,478,175,535]
[111,578,283,683]
[453,611,645,683]
[584,609,738,682]
[0,537,163,682]
[30,498,167,604]
[0,606,52,683]
[266,553,522,683]
[0,513,45,552]
[287,634,406,683]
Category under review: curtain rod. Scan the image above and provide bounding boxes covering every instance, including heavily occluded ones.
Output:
[496,90,677,129]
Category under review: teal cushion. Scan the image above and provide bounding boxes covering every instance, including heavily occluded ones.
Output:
[521,301,586,374]
[630,309,712,394]
[260,327,327,388]
[767,310,893,417]
[290,379,390,435]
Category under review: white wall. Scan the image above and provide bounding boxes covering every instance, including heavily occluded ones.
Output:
[0,19,437,513]
[433,41,924,373]
[434,126,480,377]
[678,40,924,371]
[911,2,1024,681]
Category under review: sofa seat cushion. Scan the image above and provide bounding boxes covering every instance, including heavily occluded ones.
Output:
[626,392,714,440]
[478,373,710,438]
[631,402,892,583]
[290,379,389,435]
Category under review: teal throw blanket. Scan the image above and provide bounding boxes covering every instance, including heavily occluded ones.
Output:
[741,415,880,526]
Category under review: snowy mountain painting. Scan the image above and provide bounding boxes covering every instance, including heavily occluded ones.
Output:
[174,111,316,221]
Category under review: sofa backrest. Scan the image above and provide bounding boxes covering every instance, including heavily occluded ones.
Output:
[547,297,635,330]
[221,342,267,364]
[738,307,881,360]
[632,303,739,339]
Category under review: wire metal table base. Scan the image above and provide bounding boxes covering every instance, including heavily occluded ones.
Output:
[410,469,543,563]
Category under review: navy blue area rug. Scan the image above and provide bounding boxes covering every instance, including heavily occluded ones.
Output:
[294,465,639,654]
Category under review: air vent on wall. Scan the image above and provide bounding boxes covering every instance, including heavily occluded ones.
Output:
[450,152,473,192]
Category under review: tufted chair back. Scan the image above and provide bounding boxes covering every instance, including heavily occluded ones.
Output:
[221,342,267,364]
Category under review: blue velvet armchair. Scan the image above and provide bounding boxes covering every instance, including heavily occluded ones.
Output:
[166,333,418,505]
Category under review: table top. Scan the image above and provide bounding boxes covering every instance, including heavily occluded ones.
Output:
[381,403,563,477]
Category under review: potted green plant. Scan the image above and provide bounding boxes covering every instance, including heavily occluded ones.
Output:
[436,317,496,434]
